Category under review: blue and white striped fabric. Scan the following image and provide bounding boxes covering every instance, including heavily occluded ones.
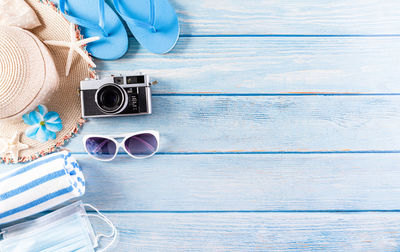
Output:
[0,151,85,225]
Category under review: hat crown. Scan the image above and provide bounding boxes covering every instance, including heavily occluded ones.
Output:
[0,26,57,120]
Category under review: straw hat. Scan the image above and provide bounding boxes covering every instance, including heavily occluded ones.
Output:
[0,0,95,163]
[0,26,59,121]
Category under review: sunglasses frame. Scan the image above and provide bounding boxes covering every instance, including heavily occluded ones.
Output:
[82,130,160,161]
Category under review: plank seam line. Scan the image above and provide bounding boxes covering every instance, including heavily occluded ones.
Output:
[160,151,400,154]
[70,151,400,155]
[82,210,400,213]
[178,34,400,38]
[152,93,400,97]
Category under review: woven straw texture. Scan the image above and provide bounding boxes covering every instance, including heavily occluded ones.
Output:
[0,0,95,163]
[0,26,59,121]
[0,26,45,119]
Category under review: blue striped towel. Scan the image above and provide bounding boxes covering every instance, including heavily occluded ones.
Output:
[0,151,85,225]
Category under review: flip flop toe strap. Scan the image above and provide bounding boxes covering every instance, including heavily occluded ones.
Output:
[113,0,157,33]
[59,0,109,37]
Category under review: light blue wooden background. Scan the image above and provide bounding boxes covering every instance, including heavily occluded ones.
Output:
[4,0,400,251]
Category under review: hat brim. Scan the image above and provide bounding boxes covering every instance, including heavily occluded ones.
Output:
[0,0,95,163]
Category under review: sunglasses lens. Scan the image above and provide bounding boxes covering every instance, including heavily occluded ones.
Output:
[124,133,158,158]
[85,137,117,161]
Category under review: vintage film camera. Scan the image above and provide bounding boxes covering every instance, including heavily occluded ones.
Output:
[80,73,153,118]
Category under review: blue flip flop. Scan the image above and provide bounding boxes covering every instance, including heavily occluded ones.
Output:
[113,0,180,54]
[59,0,128,60]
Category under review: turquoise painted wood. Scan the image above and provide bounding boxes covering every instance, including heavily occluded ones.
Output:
[175,0,400,35]
[64,96,400,152]
[92,212,400,251]
[2,0,400,251]
[96,37,400,94]
[77,153,400,211]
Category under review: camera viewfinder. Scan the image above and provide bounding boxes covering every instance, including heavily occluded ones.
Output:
[127,75,145,84]
[114,77,123,84]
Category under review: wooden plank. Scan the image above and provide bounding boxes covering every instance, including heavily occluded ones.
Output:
[95,37,400,93]
[175,0,400,35]
[62,96,400,152]
[3,153,400,211]
[102,0,400,35]
[93,212,400,251]
[76,153,400,211]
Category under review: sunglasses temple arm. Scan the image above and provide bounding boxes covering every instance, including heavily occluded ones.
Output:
[92,140,111,153]
[131,136,157,151]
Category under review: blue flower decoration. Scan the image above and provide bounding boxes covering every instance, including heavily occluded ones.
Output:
[23,105,62,143]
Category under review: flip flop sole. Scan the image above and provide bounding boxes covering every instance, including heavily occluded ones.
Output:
[117,0,179,54]
[62,0,128,60]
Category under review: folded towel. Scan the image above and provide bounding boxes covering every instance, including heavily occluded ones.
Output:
[0,151,85,225]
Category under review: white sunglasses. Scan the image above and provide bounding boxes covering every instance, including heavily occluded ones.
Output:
[83,130,159,161]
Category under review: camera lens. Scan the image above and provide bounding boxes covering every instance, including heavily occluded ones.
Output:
[95,84,127,114]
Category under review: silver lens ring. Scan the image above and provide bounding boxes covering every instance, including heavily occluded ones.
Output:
[95,83,128,114]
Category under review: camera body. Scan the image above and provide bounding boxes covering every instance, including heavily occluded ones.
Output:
[80,73,152,118]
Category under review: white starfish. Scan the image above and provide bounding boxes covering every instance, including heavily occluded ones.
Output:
[0,132,29,163]
[44,23,100,76]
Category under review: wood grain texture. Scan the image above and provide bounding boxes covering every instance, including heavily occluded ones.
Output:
[95,37,400,93]
[102,0,400,35]
[2,2,399,251]
[93,212,400,251]
[61,96,400,152]
[176,0,400,35]
[3,153,400,211]
[76,153,400,211]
